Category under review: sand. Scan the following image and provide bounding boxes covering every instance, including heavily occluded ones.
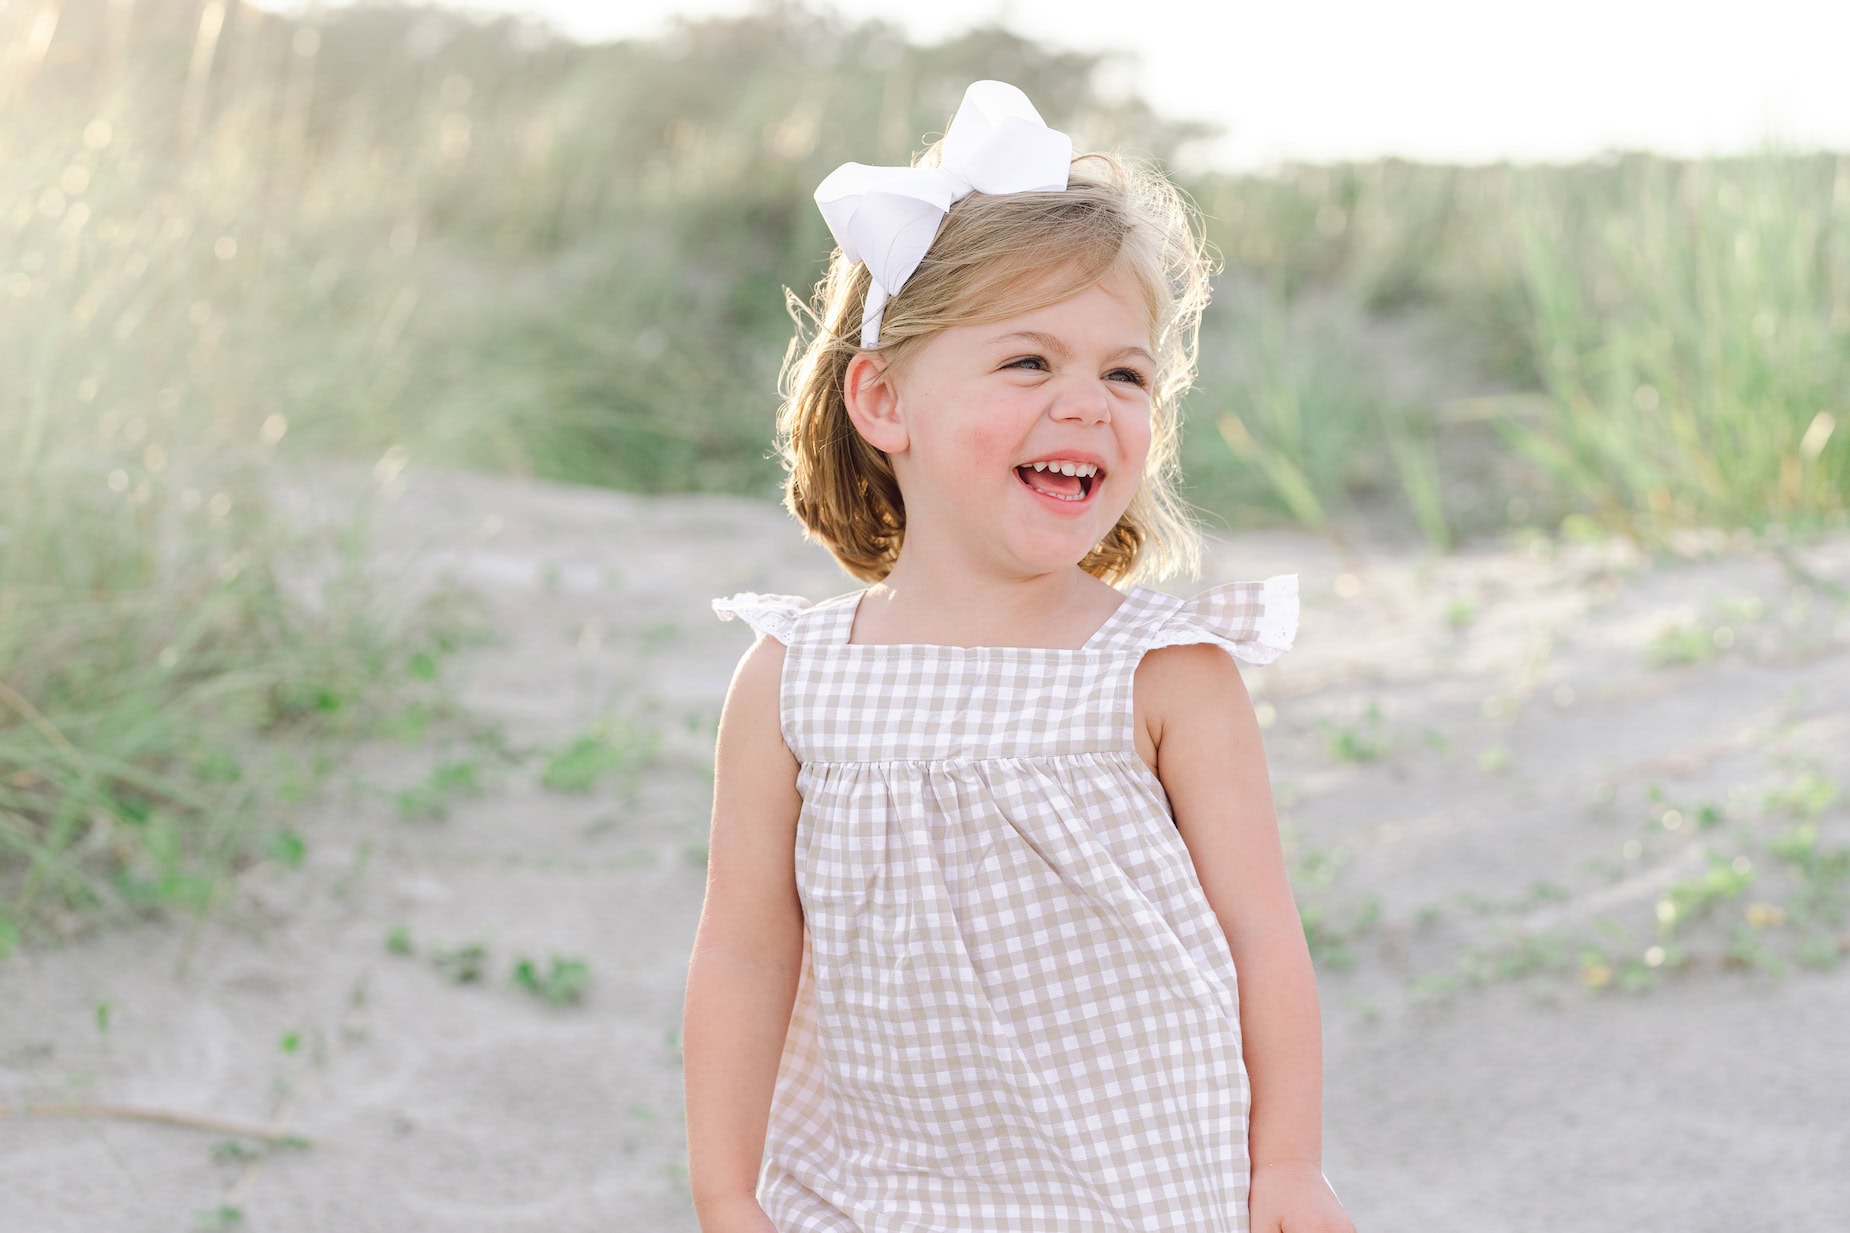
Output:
[3,463,1847,1232]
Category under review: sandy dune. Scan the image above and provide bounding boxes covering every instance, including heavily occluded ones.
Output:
[3,465,1847,1231]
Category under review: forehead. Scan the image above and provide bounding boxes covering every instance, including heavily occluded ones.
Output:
[969,260,1158,342]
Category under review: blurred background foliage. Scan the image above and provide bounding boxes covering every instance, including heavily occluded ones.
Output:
[1,0,1846,944]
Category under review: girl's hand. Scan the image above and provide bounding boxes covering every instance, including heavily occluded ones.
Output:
[1249,1160,1355,1233]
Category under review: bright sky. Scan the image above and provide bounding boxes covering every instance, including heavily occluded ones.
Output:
[301,0,1850,172]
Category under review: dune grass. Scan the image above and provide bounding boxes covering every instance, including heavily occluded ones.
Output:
[1191,152,1849,543]
[1504,152,1848,538]
[0,0,462,950]
[17,1,1838,540]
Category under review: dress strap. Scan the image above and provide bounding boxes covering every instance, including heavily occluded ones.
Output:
[798,590,863,647]
[1127,573,1299,666]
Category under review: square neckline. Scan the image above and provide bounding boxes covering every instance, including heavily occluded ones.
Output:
[840,584,1152,653]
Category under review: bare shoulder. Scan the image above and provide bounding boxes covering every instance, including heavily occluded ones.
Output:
[702,632,802,964]
[717,633,793,771]
[728,629,788,701]
[1132,642,1255,770]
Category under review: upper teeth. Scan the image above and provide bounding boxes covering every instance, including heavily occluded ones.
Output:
[1028,461,1098,477]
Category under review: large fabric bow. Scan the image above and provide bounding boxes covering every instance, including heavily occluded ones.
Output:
[814,80,1074,348]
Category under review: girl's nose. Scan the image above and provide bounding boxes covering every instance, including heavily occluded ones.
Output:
[1049,377,1111,425]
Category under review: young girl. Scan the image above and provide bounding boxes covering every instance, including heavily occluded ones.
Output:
[683,81,1353,1233]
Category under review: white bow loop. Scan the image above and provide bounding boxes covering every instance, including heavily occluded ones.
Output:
[814,80,1073,347]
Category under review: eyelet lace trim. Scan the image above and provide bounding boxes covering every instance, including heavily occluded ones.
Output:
[711,592,811,644]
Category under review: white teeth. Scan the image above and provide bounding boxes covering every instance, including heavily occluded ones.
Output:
[1023,460,1099,477]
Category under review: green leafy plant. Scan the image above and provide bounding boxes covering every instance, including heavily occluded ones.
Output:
[512,955,591,1006]
[542,721,657,794]
[430,942,489,985]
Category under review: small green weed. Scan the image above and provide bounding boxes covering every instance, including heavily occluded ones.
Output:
[1521,881,1570,907]
[542,720,658,794]
[264,829,308,869]
[1299,895,1380,973]
[209,1134,312,1166]
[1768,823,1850,934]
[1660,851,1756,931]
[1292,843,1349,890]
[511,955,590,1006]
[1477,745,1513,774]
[394,784,447,820]
[1763,772,1839,820]
[1645,620,1725,668]
[1465,929,1571,984]
[1406,971,1463,1003]
[1323,702,1388,763]
[430,942,489,984]
[1795,934,1847,970]
[394,759,485,820]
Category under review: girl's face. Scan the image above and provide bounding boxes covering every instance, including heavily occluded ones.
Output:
[865,266,1156,580]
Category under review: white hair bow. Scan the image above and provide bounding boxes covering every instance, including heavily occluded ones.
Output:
[814,79,1074,348]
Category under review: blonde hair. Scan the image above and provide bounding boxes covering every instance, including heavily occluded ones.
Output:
[777,140,1216,585]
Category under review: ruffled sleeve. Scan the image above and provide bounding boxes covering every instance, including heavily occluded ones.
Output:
[1146,573,1299,666]
[711,592,812,646]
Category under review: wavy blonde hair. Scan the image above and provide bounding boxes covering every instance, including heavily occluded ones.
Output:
[777,141,1216,585]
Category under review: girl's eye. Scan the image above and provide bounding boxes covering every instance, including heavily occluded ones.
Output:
[1005,356,1148,388]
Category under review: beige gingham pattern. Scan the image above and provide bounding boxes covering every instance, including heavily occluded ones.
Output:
[711,575,1298,1232]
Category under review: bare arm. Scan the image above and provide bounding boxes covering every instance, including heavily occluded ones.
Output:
[684,634,805,1231]
[1137,644,1352,1232]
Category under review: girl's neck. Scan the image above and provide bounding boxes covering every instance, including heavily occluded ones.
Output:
[851,546,1124,649]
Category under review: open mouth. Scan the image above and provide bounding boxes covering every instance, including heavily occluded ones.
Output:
[1014,460,1102,503]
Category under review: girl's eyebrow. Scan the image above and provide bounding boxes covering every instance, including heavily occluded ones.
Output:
[986,329,1155,367]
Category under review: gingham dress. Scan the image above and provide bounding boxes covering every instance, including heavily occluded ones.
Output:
[712,574,1299,1233]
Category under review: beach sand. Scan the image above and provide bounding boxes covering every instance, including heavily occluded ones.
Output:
[3,464,1846,1231]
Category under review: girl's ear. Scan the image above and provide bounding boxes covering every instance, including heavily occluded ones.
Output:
[842,352,909,454]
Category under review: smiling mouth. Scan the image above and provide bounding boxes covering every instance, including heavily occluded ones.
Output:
[1015,461,1101,502]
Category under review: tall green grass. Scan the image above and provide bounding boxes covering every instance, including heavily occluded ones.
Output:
[17,2,1839,547]
[0,0,454,949]
[1506,153,1848,536]
[1190,154,1849,542]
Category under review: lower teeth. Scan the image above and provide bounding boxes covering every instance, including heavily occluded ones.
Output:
[1020,469,1089,501]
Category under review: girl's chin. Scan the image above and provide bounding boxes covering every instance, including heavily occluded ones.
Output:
[977,481,1133,566]
[1002,519,1121,568]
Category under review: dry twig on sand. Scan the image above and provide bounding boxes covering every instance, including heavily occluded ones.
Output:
[0,1102,338,1150]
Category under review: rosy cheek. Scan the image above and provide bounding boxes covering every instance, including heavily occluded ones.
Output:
[1120,410,1154,469]
[964,419,1022,467]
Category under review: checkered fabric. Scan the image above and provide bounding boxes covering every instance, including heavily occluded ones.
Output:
[710,575,1299,1232]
